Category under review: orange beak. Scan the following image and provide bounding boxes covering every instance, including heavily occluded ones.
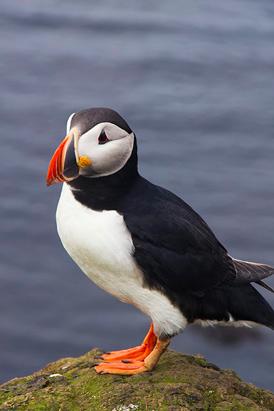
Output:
[46,130,79,186]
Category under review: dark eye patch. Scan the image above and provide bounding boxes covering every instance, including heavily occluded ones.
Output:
[98,131,109,145]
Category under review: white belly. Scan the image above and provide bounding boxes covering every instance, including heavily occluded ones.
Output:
[56,184,187,337]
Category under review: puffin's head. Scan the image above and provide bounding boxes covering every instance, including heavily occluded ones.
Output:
[46,107,134,186]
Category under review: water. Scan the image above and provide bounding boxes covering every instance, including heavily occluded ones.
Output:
[0,0,274,390]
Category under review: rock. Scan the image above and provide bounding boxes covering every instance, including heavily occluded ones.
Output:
[0,349,273,410]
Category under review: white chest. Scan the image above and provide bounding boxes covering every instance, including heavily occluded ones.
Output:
[56,184,142,303]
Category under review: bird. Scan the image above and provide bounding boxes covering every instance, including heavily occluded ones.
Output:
[46,107,274,375]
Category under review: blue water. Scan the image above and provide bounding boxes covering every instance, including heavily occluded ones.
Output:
[0,0,274,390]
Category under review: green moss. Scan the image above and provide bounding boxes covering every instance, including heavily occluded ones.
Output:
[0,349,273,411]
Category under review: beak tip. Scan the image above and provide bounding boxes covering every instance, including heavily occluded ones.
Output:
[46,172,55,186]
[46,176,59,186]
[46,173,52,186]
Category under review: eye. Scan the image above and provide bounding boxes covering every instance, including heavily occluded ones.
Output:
[98,131,109,145]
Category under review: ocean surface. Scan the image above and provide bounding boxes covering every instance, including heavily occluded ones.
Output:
[0,0,274,390]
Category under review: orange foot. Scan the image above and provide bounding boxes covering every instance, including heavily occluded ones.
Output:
[95,360,148,375]
[95,327,170,376]
[99,324,157,363]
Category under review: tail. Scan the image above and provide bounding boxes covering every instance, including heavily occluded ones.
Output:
[232,258,274,293]
[225,284,274,330]
[191,282,274,329]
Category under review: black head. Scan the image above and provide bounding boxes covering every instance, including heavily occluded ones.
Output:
[70,107,132,136]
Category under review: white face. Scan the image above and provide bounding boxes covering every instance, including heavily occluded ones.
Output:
[67,116,134,178]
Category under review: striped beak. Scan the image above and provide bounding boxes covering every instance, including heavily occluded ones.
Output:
[46,128,80,186]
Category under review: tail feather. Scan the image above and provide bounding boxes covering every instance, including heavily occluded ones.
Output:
[226,284,274,330]
[232,258,274,288]
[255,280,274,294]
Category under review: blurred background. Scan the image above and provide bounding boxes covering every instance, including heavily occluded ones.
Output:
[0,0,273,390]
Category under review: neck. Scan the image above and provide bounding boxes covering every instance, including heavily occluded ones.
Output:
[68,140,139,210]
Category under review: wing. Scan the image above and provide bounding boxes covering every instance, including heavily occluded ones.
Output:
[121,178,236,294]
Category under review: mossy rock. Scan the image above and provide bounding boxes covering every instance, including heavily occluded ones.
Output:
[0,349,273,410]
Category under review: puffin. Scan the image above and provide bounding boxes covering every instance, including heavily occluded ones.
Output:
[46,107,274,375]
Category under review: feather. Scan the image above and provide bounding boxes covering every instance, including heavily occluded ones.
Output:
[233,258,274,284]
[256,280,274,294]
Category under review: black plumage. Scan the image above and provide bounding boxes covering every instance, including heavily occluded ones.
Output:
[69,122,274,335]
[71,107,132,136]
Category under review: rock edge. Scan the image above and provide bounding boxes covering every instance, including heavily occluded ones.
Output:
[0,349,274,410]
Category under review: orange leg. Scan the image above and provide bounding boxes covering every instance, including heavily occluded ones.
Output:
[95,337,170,375]
[99,324,157,362]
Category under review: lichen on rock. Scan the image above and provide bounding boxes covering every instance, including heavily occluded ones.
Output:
[0,349,273,410]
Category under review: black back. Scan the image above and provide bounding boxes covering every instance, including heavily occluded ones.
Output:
[70,159,236,294]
